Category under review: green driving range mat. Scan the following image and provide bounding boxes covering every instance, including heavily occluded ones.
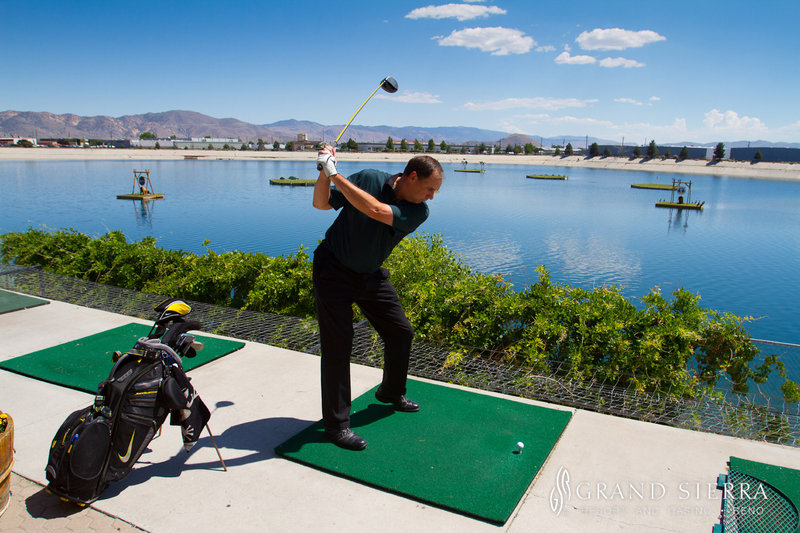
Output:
[0,289,49,314]
[718,456,800,533]
[0,322,245,393]
[275,380,572,524]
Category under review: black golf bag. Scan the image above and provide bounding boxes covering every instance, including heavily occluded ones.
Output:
[45,298,211,506]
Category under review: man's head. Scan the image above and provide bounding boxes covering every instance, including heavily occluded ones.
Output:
[398,155,444,203]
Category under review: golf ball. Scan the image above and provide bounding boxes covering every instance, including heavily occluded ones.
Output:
[516,442,524,451]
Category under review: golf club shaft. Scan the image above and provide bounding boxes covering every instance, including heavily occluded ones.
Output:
[317,76,396,171]
[316,85,381,171]
[332,82,385,146]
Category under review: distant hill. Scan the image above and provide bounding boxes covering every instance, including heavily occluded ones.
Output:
[0,110,510,144]
[0,110,279,142]
[262,119,511,145]
[1,110,796,148]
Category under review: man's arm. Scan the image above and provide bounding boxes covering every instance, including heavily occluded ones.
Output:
[312,168,333,210]
[314,145,394,225]
[329,173,394,226]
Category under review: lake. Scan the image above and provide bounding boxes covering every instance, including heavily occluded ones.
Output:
[1,158,799,347]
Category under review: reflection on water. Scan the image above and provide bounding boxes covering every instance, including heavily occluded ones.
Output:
[544,233,643,288]
[1,159,799,345]
[666,207,701,233]
[128,198,158,228]
[448,231,524,278]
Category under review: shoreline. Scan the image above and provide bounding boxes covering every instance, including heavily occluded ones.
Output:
[1,146,799,181]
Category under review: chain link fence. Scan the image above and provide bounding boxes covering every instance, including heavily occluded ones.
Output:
[2,264,798,446]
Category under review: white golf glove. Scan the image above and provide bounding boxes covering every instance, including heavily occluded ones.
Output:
[317,147,338,177]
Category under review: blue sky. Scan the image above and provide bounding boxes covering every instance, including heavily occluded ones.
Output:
[3,0,799,143]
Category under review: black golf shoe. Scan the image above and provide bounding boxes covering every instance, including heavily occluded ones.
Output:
[375,386,420,412]
[325,428,367,451]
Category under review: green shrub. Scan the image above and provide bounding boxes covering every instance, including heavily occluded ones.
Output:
[2,227,796,403]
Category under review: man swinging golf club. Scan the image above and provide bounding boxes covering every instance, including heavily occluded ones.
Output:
[312,145,444,450]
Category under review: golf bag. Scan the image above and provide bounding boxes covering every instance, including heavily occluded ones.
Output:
[45,299,211,506]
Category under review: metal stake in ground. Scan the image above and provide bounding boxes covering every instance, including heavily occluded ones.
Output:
[317,76,398,170]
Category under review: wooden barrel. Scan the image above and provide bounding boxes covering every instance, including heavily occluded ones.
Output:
[0,410,14,517]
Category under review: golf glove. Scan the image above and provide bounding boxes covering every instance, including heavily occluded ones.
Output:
[317,151,338,177]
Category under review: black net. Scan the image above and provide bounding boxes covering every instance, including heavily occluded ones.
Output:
[2,264,798,447]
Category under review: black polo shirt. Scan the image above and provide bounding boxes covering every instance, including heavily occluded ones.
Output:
[323,169,429,273]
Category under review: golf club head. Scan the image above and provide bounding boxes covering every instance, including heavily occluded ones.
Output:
[153,298,192,327]
[381,76,398,93]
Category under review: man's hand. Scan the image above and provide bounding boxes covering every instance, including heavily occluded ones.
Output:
[317,145,338,177]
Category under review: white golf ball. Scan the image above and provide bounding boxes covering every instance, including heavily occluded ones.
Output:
[516,442,524,451]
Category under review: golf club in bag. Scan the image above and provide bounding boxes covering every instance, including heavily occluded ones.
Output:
[317,75,398,171]
[45,298,224,506]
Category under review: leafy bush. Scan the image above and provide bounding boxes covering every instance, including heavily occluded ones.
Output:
[2,227,797,403]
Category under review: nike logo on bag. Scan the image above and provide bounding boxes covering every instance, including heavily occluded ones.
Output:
[118,431,135,463]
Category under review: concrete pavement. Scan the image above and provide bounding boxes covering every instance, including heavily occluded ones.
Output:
[2,297,799,532]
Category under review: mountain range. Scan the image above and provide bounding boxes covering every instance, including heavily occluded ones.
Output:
[1,110,797,149]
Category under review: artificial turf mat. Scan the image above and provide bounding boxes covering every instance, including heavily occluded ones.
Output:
[275,379,572,524]
[0,289,49,314]
[727,456,800,532]
[0,323,245,393]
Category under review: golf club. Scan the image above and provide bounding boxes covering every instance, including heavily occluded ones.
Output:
[317,76,398,170]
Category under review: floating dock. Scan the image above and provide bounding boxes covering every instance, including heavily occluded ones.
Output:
[269,178,316,186]
[116,192,165,200]
[631,183,675,190]
[654,178,704,210]
[655,201,704,210]
[454,161,485,173]
[117,169,164,200]
[527,174,567,180]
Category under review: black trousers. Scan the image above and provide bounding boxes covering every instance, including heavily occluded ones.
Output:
[313,243,414,432]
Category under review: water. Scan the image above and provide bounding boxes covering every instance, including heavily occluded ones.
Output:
[1,159,799,346]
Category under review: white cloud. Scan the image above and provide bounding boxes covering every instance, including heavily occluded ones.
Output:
[576,28,666,51]
[536,44,556,52]
[497,108,793,144]
[614,98,643,106]
[463,97,597,111]
[703,109,767,133]
[509,113,616,130]
[649,96,661,102]
[599,56,645,68]
[406,3,506,21]
[512,114,687,141]
[772,120,800,141]
[437,26,535,55]
[554,51,596,65]
[612,118,689,139]
[541,115,615,128]
[375,91,441,104]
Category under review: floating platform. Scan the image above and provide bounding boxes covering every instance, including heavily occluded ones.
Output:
[117,169,163,200]
[116,193,165,200]
[631,183,675,190]
[269,178,315,186]
[655,201,704,210]
[527,174,567,180]
[454,161,485,173]
[653,178,704,210]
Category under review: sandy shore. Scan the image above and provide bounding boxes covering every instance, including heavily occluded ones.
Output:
[1,146,799,181]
